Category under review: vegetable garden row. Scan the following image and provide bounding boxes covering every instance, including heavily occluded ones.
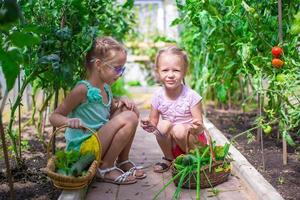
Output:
[172,0,299,167]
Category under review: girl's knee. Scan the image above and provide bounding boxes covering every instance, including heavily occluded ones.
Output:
[171,124,187,141]
[121,110,138,125]
[157,120,172,134]
[172,132,185,141]
[159,120,172,127]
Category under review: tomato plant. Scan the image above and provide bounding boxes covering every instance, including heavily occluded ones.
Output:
[173,0,300,148]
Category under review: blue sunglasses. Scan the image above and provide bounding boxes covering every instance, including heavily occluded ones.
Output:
[104,63,126,76]
[91,58,126,76]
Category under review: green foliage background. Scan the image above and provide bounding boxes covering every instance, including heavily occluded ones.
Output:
[0,0,135,161]
[173,0,300,144]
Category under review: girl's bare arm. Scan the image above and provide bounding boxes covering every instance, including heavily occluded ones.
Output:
[110,98,119,114]
[140,105,160,133]
[149,105,160,126]
[49,84,86,127]
[190,101,204,133]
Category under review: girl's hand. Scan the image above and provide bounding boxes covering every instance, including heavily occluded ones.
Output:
[117,97,134,110]
[140,119,156,133]
[66,118,82,129]
[189,119,204,135]
[117,97,139,117]
[132,105,140,118]
[140,119,163,137]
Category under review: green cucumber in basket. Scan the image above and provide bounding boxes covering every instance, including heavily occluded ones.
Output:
[70,152,96,176]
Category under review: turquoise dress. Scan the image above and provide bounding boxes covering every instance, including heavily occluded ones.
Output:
[65,80,113,151]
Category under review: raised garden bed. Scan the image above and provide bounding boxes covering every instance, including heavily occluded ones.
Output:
[206,107,300,200]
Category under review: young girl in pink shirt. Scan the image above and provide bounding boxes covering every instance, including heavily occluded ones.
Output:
[141,46,207,173]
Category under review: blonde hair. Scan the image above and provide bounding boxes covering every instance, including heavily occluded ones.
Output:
[85,36,127,70]
[155,46,189,69]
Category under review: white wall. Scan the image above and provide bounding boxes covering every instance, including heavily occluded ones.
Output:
[125,0,179,84]
[134,0,179,40]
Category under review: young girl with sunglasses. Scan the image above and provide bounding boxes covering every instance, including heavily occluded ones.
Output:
[50,36,146,185]
[141,46,207,173]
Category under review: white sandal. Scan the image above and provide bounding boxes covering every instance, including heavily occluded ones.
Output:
[116,160,147,179]
[97,166,137,185]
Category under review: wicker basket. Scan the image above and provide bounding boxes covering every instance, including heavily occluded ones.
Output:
[172,127,231,189]
[43,125,102,190]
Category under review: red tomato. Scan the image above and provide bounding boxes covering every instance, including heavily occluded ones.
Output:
[271,46,283,58]
[272,58,284,68]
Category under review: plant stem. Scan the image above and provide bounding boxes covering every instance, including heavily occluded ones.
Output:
[231,119,278,142]
[0,114,15,200]
[0,91,8,114]
[153,170,184,200]
[6,68,47,163]
[37,92,53,148]
[18,74,22,160]
[51,88,59,155]
[196,148,201,200]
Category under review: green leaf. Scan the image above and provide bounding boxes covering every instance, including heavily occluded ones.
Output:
[215,166,224,173]
[22,24,44,34]
[38,54,60,65]
[0,0,21,24]
[171,18,182,26]
[282,131,295,146]
[66,150,80,166]
[9,32,41,48]
[55,150,65,159]
[224,61,235,70]
[153,170,184,200]
[216,84,227,102]
[215,146,225,159]
[0,49,20,91]
[55,27,71,40]
[55,150,80,174]
[223,143,230,157]
[290,24,300,35]
[173,168,188,199]
[291,12,300,35]
[123,0,134,9]
[7,47,23,63]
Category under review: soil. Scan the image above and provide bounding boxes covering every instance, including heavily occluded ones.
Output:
[0,107,299,200]
[0,124,62,200]
[206,106,300,200]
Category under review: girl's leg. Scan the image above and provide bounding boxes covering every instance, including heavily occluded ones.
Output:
[153,120,174,172]
[110,106,145,178]
[171,124,201,152]
[115,122,146,178]
[117,125,136,162]
[97,110,138,182]
[156,120,173,159]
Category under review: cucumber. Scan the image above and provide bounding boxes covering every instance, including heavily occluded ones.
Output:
[182,155,194,166]
[70,153,95,176]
